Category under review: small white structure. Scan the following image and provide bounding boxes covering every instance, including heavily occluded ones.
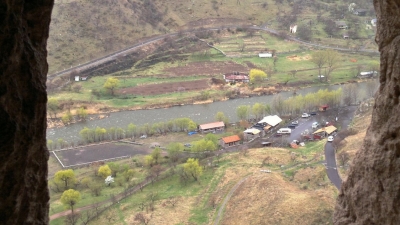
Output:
[371,18,377,26]
[74,76,80,81]
[359,71,378,78]
[259,53,273,58]
[290,25,297,33]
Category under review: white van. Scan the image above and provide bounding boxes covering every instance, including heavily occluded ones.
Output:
[277,128,292,134]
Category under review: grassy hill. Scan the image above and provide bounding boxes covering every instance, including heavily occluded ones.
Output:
[48,0,376,74]
[49,142,337,225]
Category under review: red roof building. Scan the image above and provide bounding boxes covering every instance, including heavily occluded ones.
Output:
[221,135,241,147]
[223,72,249,83]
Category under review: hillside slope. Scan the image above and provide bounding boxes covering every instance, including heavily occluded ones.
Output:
[48,0,375,74]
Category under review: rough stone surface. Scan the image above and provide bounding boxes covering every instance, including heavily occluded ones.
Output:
[0,0,53,224]
[334,0,400,224]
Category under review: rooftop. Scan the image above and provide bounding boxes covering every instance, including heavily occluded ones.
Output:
[199,121,225,130]
[221,135,241,143]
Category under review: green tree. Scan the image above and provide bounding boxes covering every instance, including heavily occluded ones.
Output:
[215,111,229,125]
[80,127,95,143]
[122,169,136,182]
[61,111,73,125]
[98,165,112,178]
[183,158,203,181]
[205,133,218,146]
[236,105,250,121]
[94,126,107,142]
[103,77,120,96]
[145,155,155,167]
[249,69,267,84]
[167,142,184,165]
[60,189,81,214]
[77,107,88,121]
[107,162,120,177]
[151,148,162,165]
[252,103,266,120]
[47,98,60,118]
[127,123,137,138]
[54,169,76,189]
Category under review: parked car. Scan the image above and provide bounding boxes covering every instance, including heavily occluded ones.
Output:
[291,120,299,125]
[310,112,317,116]
[288,124,296,129]
[277,128,292,134]
[302,113,310,118]
[312,122,319,129]
[140,135,147,139]
[327,136,334,142]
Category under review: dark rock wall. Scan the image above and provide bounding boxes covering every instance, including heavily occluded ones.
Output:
[0,0,53,224]
[334,0,400,224]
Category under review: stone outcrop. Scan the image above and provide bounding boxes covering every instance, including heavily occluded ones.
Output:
[334,0,400,224]
[0,1,53,224]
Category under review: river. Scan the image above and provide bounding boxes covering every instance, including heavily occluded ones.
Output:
[47,81,375,143]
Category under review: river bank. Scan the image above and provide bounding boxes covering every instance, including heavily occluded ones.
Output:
[47,79,358,129]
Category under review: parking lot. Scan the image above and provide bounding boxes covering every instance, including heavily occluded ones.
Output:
[261,106,358,147]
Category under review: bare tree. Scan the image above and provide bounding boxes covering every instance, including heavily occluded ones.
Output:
[134,212,151,225]
[343,83,358,105]
[338,151,350,166]
[64,213,80,225]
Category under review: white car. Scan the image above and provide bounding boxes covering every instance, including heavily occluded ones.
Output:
[302,113,310,118]
[327,136,334,142]
[312,122,319,129]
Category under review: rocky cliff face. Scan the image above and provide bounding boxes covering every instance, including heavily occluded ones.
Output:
[334,0,400,224]
[0,1,53,224]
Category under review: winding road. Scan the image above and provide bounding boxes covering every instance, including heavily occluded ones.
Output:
[48,24,378,80]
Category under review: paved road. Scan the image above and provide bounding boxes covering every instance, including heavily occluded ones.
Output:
[324,142,341,189]
[48,24,378,80]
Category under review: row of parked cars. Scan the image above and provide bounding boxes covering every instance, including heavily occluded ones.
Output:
[277,112,318,134]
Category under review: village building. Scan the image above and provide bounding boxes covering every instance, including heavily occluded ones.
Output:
[319,105,329,111]
[74,76,80,81]
[223,71,249,83]
[335,21,348,29]
[243,128,261,140]
[258,53,273,58]
[353,9,368,16]
[198,121,225,133]
[313,125,337,137]
[257,115,282,131]
[220,135,241,148]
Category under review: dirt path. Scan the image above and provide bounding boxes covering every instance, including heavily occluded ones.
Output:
[213,175,251,225]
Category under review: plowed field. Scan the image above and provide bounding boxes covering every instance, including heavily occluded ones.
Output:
[117,79,209,96]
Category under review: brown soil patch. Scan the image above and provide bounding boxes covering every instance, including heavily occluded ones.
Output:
[162,61,250,76]
[117,79,210,96]
[221,173,335,225]
[286,54,311,61]
[127,197,195,225]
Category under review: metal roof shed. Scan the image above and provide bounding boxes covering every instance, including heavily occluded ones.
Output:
[258,115,282,127]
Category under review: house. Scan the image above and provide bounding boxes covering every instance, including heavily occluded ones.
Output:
[198,121,225,133]
[258,115,282,127]
[221,135,241,147]
[243,128,261,140]
[223,72,249,83]
[74,76,80,81]
[313,125,337,137]
[80,76,88,81]
[343,33,350,39]
[353,9,368,16]
[319,105,329,111]
[258,53,273,58]
[335,21,348,29]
